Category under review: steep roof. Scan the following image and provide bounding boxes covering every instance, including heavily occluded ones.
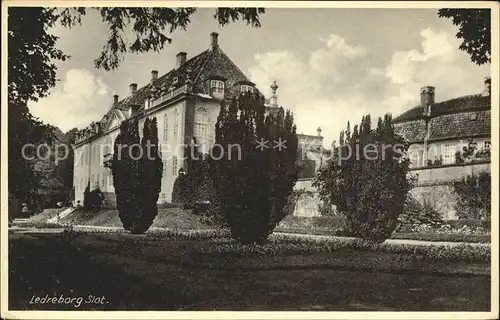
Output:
[393,94,491,143]
[393,94,490,123]
[111,49,212,113]
[428,109,491,140]
[81,43,256,141]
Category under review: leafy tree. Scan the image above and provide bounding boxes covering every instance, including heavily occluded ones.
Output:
[32,157,66,208]
[55,128,78,192]
[112,117,163,233]
[452,171,491,220]
[314,114,416,242]
[438,9,491,65]
[8,103,55,204]
[212,93,298,244]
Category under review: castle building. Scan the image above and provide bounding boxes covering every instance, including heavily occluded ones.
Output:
[73,32,324,206]
[393,77,491,219]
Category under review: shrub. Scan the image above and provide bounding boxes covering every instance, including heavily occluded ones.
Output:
[83,181,91,209]
[88,187,105,209]
[211,93,298,244]
[445,219,490,231]
[397,196,443,232]
[158,202,179,209]
[452,171,491,220]
[314,114,416,242]
[112,117,163,234]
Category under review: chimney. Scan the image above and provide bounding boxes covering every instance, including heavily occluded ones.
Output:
[129,83,138,96]
[151,70,158,83]
[113,94,119,105]
[482,77,491,97]
[420,86,435,116]
[317,127,322,137]
[176,52,187,68]
[210,32,219,50]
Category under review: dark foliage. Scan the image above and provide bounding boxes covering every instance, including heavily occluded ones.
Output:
[452,171,491,220]
[136,117,163,233]
[397,197,443,232]
[211,93,298,244]
[112,117,163,233]
[438,9,491,65]
[314,114,416,242]
[88,187,105,209]
[172,140,214,208]
[83,182,91,209]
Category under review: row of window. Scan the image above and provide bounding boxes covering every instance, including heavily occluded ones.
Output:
[209,80,254,97]
[161,157,178,176]
[77,156,180,194]
[409,140,491,167]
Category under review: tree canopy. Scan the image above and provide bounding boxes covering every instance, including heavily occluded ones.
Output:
[438,9,491,66]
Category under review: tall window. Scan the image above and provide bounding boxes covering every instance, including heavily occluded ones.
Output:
[442,144,456,165]
[108,174,113,187]
[173,109,179,139]
[172,156,178,175]
[210,80,225,97]
[241,85,253,93]
[194,107,208,143]
[163,159,167,175]
[163,113,168,141]
[96,173,100,187]
[105,136,112,155]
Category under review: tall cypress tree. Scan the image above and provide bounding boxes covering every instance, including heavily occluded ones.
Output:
[315,113,415,242]
[135,117,163,233]
[212,92,298,244]
[112,117,163,233]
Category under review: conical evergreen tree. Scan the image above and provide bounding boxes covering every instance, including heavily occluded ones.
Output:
[112,117,163,233]
[212,92,298,244]
[315,113,415,242]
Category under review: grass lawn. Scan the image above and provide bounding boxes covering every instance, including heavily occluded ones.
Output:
[22,208,491,244]
[8,231,490,311]
[59,207,213,230]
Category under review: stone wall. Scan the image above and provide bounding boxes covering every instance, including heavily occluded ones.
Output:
[410,161,490,219]
[292,179,321,217]
[291,162,491,219]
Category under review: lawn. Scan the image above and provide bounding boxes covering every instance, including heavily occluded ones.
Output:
[8,230,491,311]
[21,207,491,244]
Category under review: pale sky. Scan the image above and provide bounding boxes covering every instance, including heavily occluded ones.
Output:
[28,7,490,146]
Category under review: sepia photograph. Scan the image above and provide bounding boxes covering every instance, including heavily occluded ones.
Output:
[1,1,498,319]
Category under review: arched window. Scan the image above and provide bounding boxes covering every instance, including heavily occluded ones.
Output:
[173,109,179,139]
[163,112,168,141]
[194,107,208,143]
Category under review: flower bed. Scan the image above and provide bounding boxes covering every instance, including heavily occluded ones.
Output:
[84,228,490,263]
